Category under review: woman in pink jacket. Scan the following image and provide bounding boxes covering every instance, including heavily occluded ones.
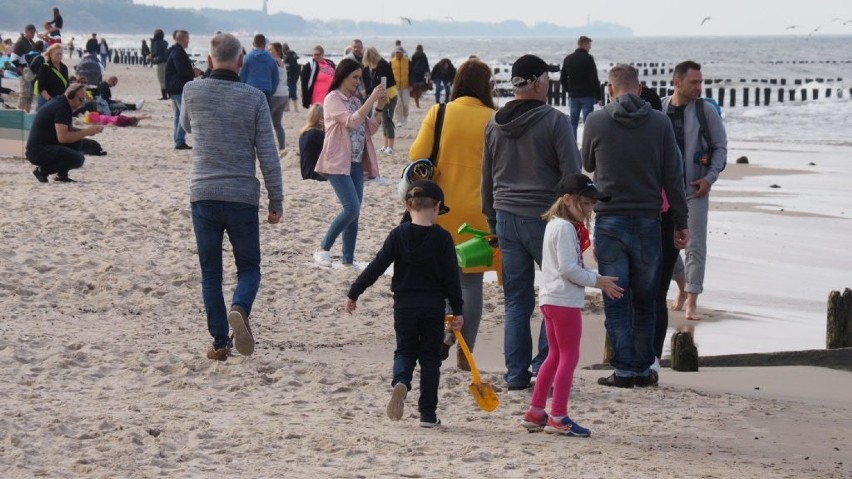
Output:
[313,58,388,268]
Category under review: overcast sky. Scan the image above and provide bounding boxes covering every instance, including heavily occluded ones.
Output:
[135,0,852,36]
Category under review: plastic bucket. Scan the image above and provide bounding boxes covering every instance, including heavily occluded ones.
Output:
[456,237,493,268]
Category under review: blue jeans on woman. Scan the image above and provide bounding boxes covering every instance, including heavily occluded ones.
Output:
[594,215,662,377]
[321,161,364,264]
[496,210,549,388]
[434,79,450,104]
[191,200,261,350]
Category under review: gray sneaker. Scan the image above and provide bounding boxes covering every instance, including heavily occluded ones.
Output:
[386,383,408,421]
[228,305,254,356]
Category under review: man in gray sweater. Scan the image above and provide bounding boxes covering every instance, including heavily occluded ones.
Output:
[482,54,581,391]
[582,64,689,388]
[180,33,284,361]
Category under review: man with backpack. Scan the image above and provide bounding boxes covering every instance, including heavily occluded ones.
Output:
[661,60,728,322]
[75,51,104,85]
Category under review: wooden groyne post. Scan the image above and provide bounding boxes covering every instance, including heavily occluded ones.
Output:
[671,331,699,371]
[827,288,852,349]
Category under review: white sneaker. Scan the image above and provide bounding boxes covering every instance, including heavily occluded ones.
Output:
[368,176,390,185]
[651,357,661,373]
[313,249,332,267]
[376,146,387,154]
[135,99,145,111]
[341,262,363,273]
[382,147,394,155]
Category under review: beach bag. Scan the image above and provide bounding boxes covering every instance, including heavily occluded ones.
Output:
[22,67,36,82]
[397,103,446,201]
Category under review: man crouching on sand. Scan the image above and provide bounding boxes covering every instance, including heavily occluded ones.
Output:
[181,33,284,361]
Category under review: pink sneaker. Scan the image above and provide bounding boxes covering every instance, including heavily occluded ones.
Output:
[520,409,548,431]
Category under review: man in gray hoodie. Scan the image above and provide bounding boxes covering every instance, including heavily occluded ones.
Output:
[482,54,581,391]
[582,64,689,388]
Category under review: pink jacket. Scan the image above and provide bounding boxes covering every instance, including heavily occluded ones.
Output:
[314,90,381,177]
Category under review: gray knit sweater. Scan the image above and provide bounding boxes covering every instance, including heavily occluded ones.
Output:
[180,70,283,212]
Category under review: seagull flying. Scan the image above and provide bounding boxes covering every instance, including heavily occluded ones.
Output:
[400,16,412,25]
[444,16,454,21]
[784,25,797,31]
[806,25,822,40]
[700,16,711,26]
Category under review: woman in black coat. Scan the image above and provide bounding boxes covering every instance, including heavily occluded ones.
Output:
[409,44,430,108]
[36,43,69,110]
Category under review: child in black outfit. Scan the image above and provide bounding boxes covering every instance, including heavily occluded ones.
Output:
[345,180,463,428]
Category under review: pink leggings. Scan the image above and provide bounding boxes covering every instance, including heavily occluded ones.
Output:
[530,305,582,417]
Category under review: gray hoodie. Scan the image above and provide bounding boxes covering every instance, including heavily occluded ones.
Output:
[582,93,687,230]
[482,100,581,231]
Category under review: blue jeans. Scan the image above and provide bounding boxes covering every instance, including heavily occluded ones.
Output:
[594,215,662,377]
[171,93,186,146]
[496,210,548,387]
[321,161,364,264]
[434,79,450,104]
[568,96,595,140]
[191,200,262,350]
[392,304,444,418]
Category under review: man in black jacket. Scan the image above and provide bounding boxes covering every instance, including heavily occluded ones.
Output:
[165,30,201,149]
[560,35,601,139]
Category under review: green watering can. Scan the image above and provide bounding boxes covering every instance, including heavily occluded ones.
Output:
[455,223,498,268]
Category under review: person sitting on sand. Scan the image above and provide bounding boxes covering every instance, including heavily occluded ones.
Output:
[344,180,463,428]
[96,75,144,115]
[298,104,326,181]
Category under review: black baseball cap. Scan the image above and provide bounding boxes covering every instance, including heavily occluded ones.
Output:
[510,54,559,87]
[562,174,611,201]
[406,180,450,214]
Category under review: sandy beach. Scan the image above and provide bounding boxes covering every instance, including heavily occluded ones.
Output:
[1,59,851,478]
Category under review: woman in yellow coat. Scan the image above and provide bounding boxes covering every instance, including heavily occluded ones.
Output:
[408,60,498,370]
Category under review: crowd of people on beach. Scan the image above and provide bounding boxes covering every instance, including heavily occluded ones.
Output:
[10,21,728,435]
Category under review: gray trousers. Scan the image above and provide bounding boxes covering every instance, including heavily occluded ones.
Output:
[18,76,34,112]
[684,195,710,294]
[445,271,484,350]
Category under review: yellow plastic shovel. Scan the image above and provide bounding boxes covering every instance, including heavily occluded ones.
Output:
[447,317,500,412]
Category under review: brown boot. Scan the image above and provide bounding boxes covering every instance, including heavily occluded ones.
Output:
[457,347,471,371]
[206,346,231,361]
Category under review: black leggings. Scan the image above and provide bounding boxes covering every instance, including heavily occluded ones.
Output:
[654,212,680,358]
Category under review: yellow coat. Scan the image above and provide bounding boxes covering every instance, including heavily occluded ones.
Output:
[391,56,410,89]
[409,96,500,275]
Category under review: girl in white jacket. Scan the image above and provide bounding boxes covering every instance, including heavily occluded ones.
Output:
[520,174,623,437]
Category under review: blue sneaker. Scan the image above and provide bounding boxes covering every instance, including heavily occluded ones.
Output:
[544,416,591,437]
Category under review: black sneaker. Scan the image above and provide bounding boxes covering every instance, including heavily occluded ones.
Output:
[419,413,441,428]
[635,371,659,387]
[597,373,635,388]
[507,383,531,392]
[175,143,192,150]
[32,167,48,183]
[54,175,77,183]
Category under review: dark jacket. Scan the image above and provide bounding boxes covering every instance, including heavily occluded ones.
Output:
[284,51,299,82]
[430,59,455,83]
[85,37,98,55]
[165,44,195,94]
[11,35,35,73]
[581,93,687,229]
[367,58,395,95]
[482,100,582,230]
[347,223,463,315]
[410,51,430,84]
[141,41,150,58]
[560,48,601,100]
[298,128,326,181]
[36,62,69,99]
[150,31,168,64]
